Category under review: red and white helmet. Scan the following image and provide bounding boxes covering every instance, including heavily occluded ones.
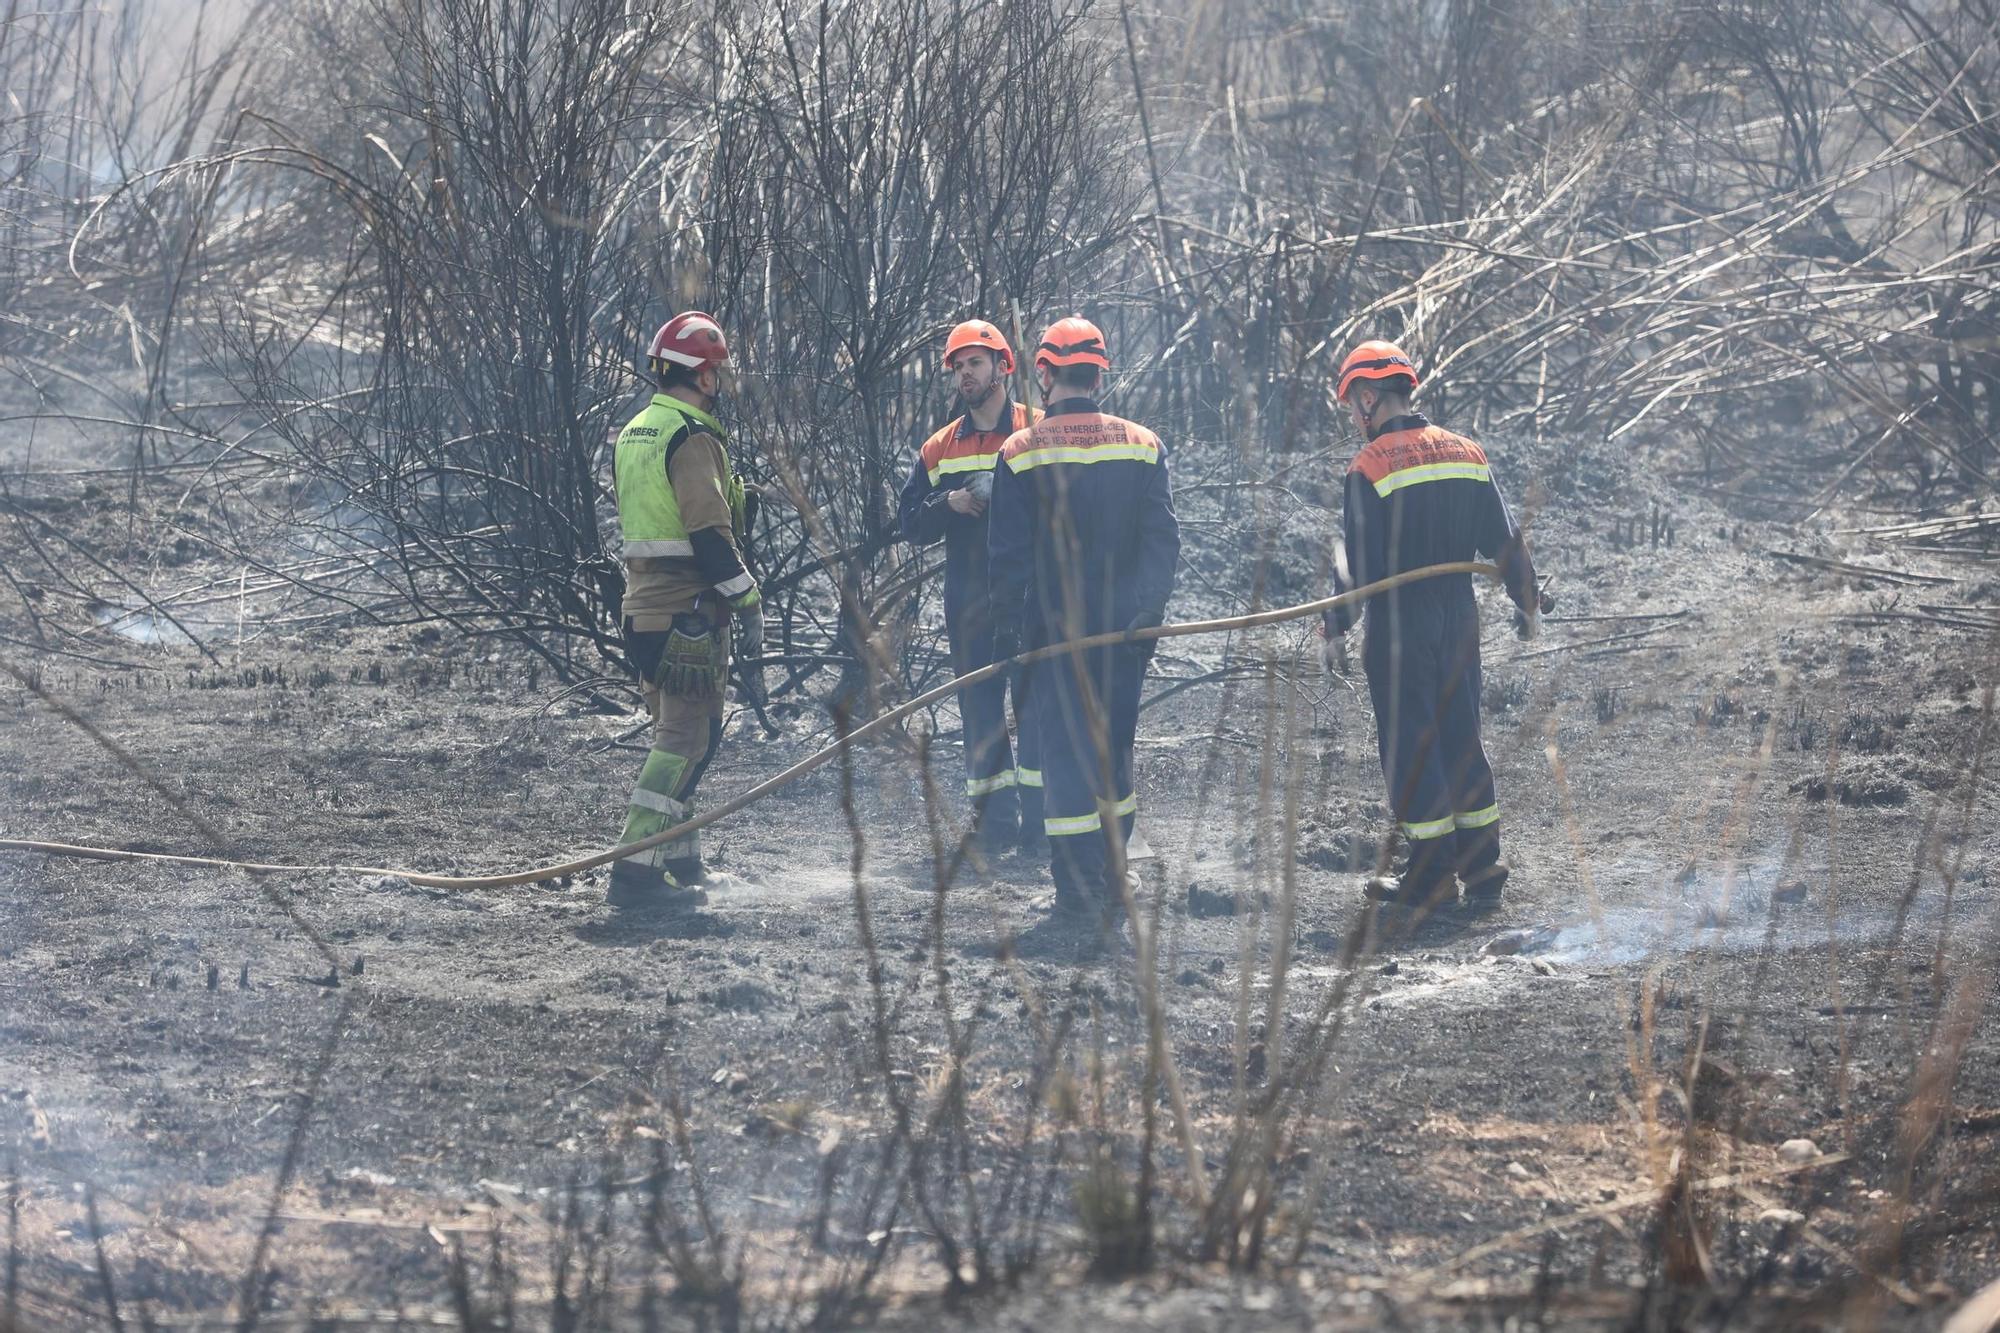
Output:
[648,311,730,373]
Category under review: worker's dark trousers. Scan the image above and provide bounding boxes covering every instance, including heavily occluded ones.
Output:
[950,616,1038,836]
[1011,660,1044,840]
[1038,642,1144,907]
[1362,592,1502,891]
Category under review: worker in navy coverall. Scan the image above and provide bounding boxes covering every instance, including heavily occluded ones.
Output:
[988,317,1180,944]
[1322,339,1539,915]
[898,320,1042,858]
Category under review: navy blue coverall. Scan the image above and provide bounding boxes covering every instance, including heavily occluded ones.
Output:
[898,401,1042,838]
[988,397,1180,908]
[1325,413,1536,894]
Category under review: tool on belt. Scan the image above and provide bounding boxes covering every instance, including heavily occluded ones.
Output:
[733,602,768,711]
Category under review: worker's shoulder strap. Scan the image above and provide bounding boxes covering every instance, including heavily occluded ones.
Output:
[654,404,726,479]
[661,419,697,472]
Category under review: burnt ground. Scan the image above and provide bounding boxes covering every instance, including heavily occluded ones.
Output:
[1,433,1998,1329]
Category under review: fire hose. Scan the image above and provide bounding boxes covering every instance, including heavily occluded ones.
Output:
[1,561,1520,890]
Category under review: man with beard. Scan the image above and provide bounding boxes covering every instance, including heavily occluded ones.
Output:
[899,320,1043,863]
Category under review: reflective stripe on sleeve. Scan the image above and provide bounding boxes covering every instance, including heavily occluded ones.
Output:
[624,538,696,557]
[714,570,755,599]
[1400,814,1458,841]
[1113,792,1138,818]
[1371,462,1491,497]
[1015,767,1044,788]
[966,771,1017,797]
[1454,804,1499,830]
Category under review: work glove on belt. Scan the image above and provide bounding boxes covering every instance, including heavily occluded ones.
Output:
[733,603,768,709]
[660,612,727,696]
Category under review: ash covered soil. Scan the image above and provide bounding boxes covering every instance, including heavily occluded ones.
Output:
[1,436,1997,1329]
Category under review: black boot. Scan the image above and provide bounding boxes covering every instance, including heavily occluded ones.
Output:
[1456,823,1506,913]
[608,860,708,911]
[663,855,708,887]
[1362,872,1457,913]
[1461,864,1509,913]
[1016,786,1046,860]
[1362,838,1458,916]
[973,789,1020,860]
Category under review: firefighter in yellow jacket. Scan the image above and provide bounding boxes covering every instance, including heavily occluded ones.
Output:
[607,312,764,910]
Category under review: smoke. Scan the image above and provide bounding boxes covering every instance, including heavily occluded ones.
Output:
[1541,850,1956,967]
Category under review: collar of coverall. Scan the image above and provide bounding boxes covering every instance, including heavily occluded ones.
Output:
[955,395,1015,439]
[1044,396,1100,417]
[650,393,725,439]
[1366,411,1429,441]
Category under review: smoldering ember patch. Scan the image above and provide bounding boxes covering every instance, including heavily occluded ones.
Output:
[2,1,1998,1328]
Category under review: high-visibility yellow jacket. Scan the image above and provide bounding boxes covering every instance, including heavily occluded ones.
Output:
[613,394,757,627]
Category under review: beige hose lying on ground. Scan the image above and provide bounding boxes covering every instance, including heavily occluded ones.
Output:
[0,561,1503,889]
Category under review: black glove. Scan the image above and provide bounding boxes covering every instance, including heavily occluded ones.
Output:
[1123,610,1162,668]
[992,620,1022,664]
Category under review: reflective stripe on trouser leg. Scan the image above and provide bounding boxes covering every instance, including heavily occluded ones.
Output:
[1041,639,1141,903]
[1435,594,1499,877]
[621,749,698,869]
[1455,818,1501,879]
[1038,646,1106,903]
[1045,809,1102,837]
[1364,613,1455,870]
[1454,808,1501,879]
[623,653,724,872]
[959,648,1016,799]
[1010,659,1044,835]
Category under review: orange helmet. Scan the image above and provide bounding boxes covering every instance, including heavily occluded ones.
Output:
[649,311,730,372]
[943,320,1014,374]
[1034,316,1110,371]
[1336,339,1419,402]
